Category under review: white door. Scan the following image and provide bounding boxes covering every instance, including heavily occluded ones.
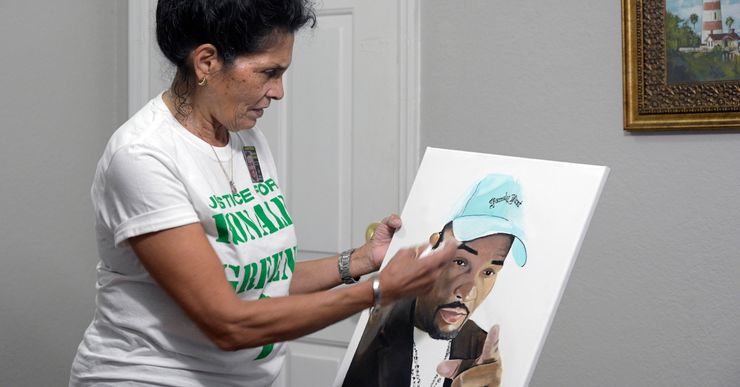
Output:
[129,1,419,385]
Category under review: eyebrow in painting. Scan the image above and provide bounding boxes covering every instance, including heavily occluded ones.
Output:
[490,259,505,266]
[458,243,478,255]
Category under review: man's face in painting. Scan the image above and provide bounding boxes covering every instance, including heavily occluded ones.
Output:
[414,227,514,340]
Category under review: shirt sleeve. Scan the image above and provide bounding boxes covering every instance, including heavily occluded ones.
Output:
[100,144,199,246]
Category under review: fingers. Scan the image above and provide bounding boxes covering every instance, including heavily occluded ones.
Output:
[371,214,402,243]
[419,237,457,267]
[412,243,429,259]
[379,243,439,302]
[395,242,430,261]
[452,362,502,387]
[440,326,503,384]
[380,213,402,230]
[380,239,456,304]
[477,324,501,365]
[436,359,462,379]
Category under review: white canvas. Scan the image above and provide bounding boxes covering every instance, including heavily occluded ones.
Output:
[334,147,609,387]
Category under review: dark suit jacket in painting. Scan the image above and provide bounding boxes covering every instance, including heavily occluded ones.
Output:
[342,298,487,387]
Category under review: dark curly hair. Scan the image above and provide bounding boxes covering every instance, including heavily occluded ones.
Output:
[156,0,316,116]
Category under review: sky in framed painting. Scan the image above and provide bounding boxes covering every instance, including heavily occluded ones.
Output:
[666,0,740,83]
[667,0,740,20]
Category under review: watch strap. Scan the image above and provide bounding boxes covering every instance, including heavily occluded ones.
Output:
[338,248,359,284]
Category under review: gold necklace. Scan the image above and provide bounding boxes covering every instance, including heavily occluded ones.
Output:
[209,143,238,194]
[177,106,237,194]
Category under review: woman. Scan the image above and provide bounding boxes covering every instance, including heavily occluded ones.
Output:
[69,0,455,386]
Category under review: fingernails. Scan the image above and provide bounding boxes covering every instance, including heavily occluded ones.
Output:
[436,359,461,378]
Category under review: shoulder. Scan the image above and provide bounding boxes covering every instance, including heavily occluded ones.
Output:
[462,319,486,335]
[100,95,182,170]
[92,95,188,201]
[354,299,415,352]
[459,319,487,342]
[379,298,415,331]
[361,300,412,341]
[450,320,488,359]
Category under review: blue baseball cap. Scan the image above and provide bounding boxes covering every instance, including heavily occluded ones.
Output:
[451,174,527,267]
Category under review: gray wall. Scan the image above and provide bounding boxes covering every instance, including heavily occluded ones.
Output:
[421,1,740,386]
[0,1,128,385]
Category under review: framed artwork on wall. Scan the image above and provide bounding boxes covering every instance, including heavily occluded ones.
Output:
[622,0,740,130]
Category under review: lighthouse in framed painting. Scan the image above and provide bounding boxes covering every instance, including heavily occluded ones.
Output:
[702,0,723,43]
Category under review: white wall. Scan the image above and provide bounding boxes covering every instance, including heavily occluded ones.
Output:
[0,1,128,385]
[421,1,740,386]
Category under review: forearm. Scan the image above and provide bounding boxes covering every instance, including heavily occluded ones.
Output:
[211,280,374,350]
[289,245,376,294]
[129,224,373,351]
[128,222,453,353]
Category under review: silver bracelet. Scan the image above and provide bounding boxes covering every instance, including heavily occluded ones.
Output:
[371,275,382,313]
[338,248,359,284]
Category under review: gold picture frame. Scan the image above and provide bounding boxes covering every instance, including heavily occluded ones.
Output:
[622,0,740,131]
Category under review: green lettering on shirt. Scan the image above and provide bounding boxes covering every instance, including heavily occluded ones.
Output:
[213,214,230,243]
[270,195,293,226]
[234,210,263,240]
[253,204,278,234]
[237,263,259,294]
[225,213,247,245]
[225,265,240,290]
[283,246,296,279]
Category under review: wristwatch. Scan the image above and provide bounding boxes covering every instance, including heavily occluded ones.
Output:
[338,248,360,284]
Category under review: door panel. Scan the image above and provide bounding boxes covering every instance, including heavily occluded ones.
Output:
[261,2,400,385]
[287,13,353,255]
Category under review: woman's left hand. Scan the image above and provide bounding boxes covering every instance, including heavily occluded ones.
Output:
[290,214,402,294]
[362,214,402,270]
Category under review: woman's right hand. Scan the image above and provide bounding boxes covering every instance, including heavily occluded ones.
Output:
[376,239,457,306]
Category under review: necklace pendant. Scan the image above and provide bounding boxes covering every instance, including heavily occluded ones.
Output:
[230,181,238,195]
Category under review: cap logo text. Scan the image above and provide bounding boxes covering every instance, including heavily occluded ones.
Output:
[489,192,523,208]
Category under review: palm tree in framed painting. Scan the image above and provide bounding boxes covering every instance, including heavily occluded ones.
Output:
[690,13,699,46]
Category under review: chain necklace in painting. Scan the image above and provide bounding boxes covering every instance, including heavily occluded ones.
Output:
[412,339,451,387]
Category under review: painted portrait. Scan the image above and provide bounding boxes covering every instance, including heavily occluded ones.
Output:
[334,148,609,387]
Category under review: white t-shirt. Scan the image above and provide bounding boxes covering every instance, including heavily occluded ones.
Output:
[70,93,297,386]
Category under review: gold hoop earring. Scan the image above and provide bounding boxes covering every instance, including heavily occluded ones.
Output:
[197,77,208,87]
